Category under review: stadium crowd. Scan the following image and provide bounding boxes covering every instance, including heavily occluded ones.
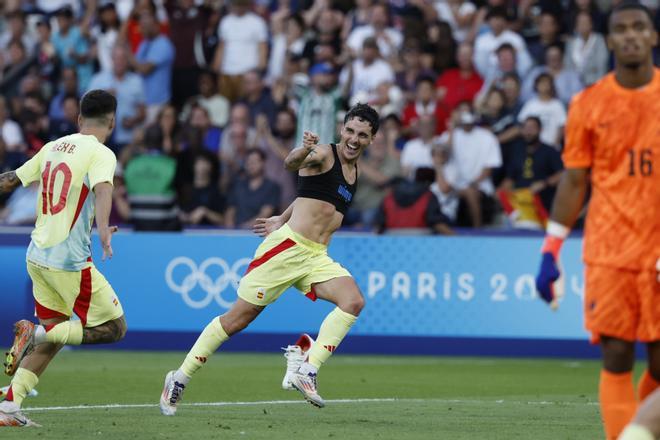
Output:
[0,0,657,232]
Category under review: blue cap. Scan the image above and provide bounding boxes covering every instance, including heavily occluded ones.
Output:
[309,63,334,76]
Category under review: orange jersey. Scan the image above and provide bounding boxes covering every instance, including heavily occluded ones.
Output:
[563,70,660,271]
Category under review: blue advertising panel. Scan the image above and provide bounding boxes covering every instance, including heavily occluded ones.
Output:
[0,231,588,348]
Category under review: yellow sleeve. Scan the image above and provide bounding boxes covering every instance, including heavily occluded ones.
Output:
[88,146,117,189]
[15,144,49,186]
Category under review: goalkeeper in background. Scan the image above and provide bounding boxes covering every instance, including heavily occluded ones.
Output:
[535,2,659,439]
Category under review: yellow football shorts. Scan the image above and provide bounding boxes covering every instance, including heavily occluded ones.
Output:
[237,223,351,306]
[27,260,124,327]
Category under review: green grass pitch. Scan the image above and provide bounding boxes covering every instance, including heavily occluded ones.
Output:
[0,350,614,439]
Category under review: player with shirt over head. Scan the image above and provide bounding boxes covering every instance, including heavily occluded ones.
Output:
[0,90,126,427]
[160,103,379,413]
[535,2,659,439]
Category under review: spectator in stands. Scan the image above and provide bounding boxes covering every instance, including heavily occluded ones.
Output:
[0,10,36,56]
[0,136,25,207]
[255,111,297,211]
[349,131,401,227]
[430,143,460,225]
[153,104,182,155]
[436,42,484,115]
[220,121,255,191]
[241,70,278,127]
[180,70,230,129]
[268,12,307,84]
[501,72,524,117]
[347,3,403,59]
[343,37,394,103]
[376,168,453,235]
[522,44,583,106]
[433,0,478,44]
[89,44,147,151]
[499,116,563,213]
[401,115,441,178]
[425,20,457,75]
[132,11,175,123]
[402,76,449,136]
[187,104,221,154]
[473,6,532,81]
[564,0,607,34]
[527,11,562,65]
[49,68,79,121]
[48,94,79,141]
[477,87,519,186]
[478,42,531,103]
[0,39,33,100]
[219,102,257,159]
[124,125,181,231]
[395,42,436,103]
[437,107,501,227]
[19,109,46,157]
[0,96,25,153]
[120,0,170,53]
[517,73,566,149]
[51,6,93,93]
[564,11,609,86]
[341,0,373,40]
[165,0,211,109]
[91,2,120,73]
[213,0,268,102]
[179,154,224,226]
[224,148,280,229]
[296,62,346,146]
[34,16,58,90]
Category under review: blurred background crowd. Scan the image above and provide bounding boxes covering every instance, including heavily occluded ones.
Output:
[0,0,658,233]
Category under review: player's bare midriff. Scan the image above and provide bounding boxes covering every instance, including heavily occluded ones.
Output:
[287,197,344,246]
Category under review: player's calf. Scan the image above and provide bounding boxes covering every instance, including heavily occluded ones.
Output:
[81,316,127,344]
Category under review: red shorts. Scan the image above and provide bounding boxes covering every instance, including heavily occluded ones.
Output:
[584,264,660,344]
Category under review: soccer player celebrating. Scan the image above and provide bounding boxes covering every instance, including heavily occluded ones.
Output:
[160,103,379,413]
[0,90,126,427]
[535,2,659,439]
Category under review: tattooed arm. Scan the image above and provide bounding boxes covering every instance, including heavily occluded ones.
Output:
[0,171,21,193]
[284,131,330,171]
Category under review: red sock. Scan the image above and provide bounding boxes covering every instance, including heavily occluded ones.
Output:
[5,385,14,401]
[638,370,660,402]
[599,370,637,440]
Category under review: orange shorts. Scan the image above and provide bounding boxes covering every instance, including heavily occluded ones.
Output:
[584,264,660,344]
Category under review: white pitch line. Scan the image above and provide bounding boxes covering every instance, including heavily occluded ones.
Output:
[23,397,598,412]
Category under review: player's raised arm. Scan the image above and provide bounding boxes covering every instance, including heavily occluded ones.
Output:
[0,171,21,194]
[284,131,329,171]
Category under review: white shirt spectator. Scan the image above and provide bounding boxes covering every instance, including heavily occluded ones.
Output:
[218,12,268,75]
[91,27,118,72]
[517,98,567,148]
[438,127,502,195]
[2,119,25,153]
[433,1,477,43]
[473,29,533,80]
[346,25,403,59]
[400,137,439,176]
[341,58,395,100]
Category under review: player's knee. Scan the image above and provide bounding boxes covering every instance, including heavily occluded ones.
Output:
[601,337,635,372]
[341,293,365,316]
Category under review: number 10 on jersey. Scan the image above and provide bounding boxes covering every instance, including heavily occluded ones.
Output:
[41,161,72,215]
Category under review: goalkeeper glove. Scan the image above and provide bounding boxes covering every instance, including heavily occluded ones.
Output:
[535,221,569,310]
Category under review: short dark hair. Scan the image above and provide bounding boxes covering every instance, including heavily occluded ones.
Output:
[80,89,117,120]
[416,75,435,87]
[534,72,556,97]
[608,1,655,33]
[496,42,515,55]
[246,147,266,161]
[344,103,379,135]
[523,116,542,130]
[486,6,508,21]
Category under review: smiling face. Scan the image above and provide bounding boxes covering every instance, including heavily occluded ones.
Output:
[338,117,374,162]
[607,8,657,69]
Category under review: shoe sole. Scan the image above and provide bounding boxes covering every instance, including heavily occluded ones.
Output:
[290,380,325,408]
[159,371,176,416]
[4,321,35,377]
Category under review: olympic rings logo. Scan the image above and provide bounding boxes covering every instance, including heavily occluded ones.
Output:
[165,257,252,309]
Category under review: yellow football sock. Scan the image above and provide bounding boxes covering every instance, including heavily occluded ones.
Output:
[7,368,39,406]
[308,307,357,369]
[618,424,655,440]
[45,321,83,345]
[180,317,228,377]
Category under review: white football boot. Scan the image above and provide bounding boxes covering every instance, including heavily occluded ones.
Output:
[0,401,40,427]
[159,370,186,416]
[290,370,325,408]
[281,334,314,390]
